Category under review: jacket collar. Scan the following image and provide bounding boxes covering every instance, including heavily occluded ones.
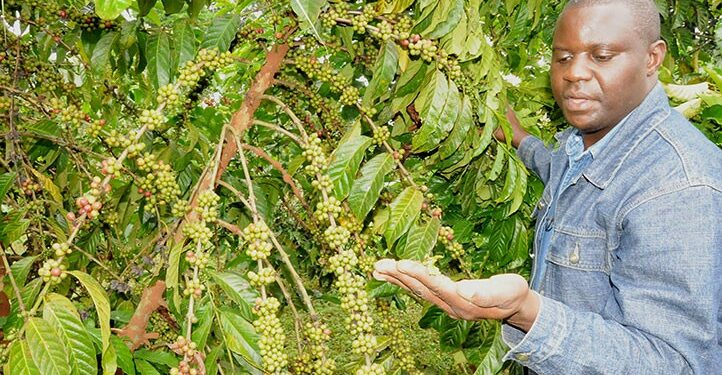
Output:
[554,82,672,190]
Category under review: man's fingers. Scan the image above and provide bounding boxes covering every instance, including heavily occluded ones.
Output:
[456,279,496,307]
[374,259,461,317]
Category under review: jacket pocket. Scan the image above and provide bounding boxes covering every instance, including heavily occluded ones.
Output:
[545,230,610,274]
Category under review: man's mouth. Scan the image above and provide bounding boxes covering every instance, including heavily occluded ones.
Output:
[563,94,596,112]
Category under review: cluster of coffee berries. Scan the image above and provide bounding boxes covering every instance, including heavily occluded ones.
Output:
[168,336,203,375]
[370,20,394,41]
[183,222,213,245]
[247,267,276,287]
[314,196,342,222]
[196,48,233,70]
[104,130,132,148]
[183,278,205,298]
[355,363,386,375]
[137,160,181,206]
[311,174,332,192]
[320,2,349,28]
[0,328,17,364]
[126,142,146,158]
[339,214,363,233]
[195,191,220,222]
[139,109,165,131]
[376,300,419,372]
[148,312,176,343]
[185,251,210,269]
[178,60,204,88]
[253,297,288,373]
[157,84,183,110]
[88,119,106,138]
[48,98,84,128]
[75,194,103,220]
[101,158,123,178]
[295,57,357,105]
[51,242,71,257]
[324,225,350,249]
[340,86,360,106]
[407,36,437,62]
[328,250,358,275]
[350,5,377,34]
[20,178,41,196]
[438,226,465,260]
[352,333,377,356]
[243,222,273,260]
[293,321,335,375]
[302,134,328,175]
[372,126,390,146]
[171,200,190,218]
[39,258,67,284]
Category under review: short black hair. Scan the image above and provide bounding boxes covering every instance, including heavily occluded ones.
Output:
[562,0,662,44]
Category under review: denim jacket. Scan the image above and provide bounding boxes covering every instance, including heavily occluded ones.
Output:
[502,83,722,374]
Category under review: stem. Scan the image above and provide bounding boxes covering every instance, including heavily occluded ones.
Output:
[1,245,26,317]
[261,95,310,143]
[72,244,122,280]
[266,259,303,352]
[253,119,303,145]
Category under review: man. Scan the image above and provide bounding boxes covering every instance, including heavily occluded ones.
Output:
[373,0,722,373]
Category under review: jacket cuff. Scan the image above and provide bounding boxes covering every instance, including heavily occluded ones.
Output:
[501,294,567,367]
[516,136,545,168]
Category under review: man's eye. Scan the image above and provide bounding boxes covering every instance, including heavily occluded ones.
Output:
[557,55,572,63]
[595,54,613,62]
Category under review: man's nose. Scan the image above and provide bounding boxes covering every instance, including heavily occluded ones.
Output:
[564,56,593,82]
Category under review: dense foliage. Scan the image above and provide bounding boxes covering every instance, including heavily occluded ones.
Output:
[0,0,720,374]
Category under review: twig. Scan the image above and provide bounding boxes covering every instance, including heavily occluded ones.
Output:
[253,119,303,145]
[0,245,27,317]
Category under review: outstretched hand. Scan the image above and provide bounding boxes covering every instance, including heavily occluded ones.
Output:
[373,259,540,332]
[494,106,531,149]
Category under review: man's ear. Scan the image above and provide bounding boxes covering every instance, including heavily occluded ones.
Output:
[646,40,667,76]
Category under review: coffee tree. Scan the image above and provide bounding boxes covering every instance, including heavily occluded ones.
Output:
[1,0,720,374]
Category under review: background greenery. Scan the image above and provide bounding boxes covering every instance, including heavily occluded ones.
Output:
[0,0,720,374]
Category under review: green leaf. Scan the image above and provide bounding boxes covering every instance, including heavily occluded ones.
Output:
[399,217,441,260]
[200,14,241,52]
[161,0,185,14]
[9,255,35,288]
[134,349,179,368]
[218,309,262,369]
[474,323,507,375]
[187,0,207,18]
[439,319,474,351]
[363,41,399,106]
[95,0,133,19]
[173,20,197,69]
[209,271,256,321]
[109,336,134,375]
[427,0,464,38]
[0,172,17,201]
[146,32,172,89]
[6,340,41,375]
[25,317,71,375]
[384,187,425,246]
[134,359,161,375]
[290,0,327,40]
[137,0,157,17]
[412,73,461,153]
[508,158,527,216]
[191,300,214,348]
[91,32,118,75]
[43,294,97,375]
[29,168,62,204]
[165,242,184,309]
[496,152,517,203]
[328,123,372,200]
[439,96,473,159]
[702,104,722,124]
[348,153,395,221]
[68,271,116,375]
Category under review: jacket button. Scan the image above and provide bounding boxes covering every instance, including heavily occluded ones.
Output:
[569,246,580,264]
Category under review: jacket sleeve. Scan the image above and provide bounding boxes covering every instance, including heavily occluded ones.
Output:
[516,136,553,184]
[501,185,722,374]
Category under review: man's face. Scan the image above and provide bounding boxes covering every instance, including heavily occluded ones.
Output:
[551,3,654,141]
